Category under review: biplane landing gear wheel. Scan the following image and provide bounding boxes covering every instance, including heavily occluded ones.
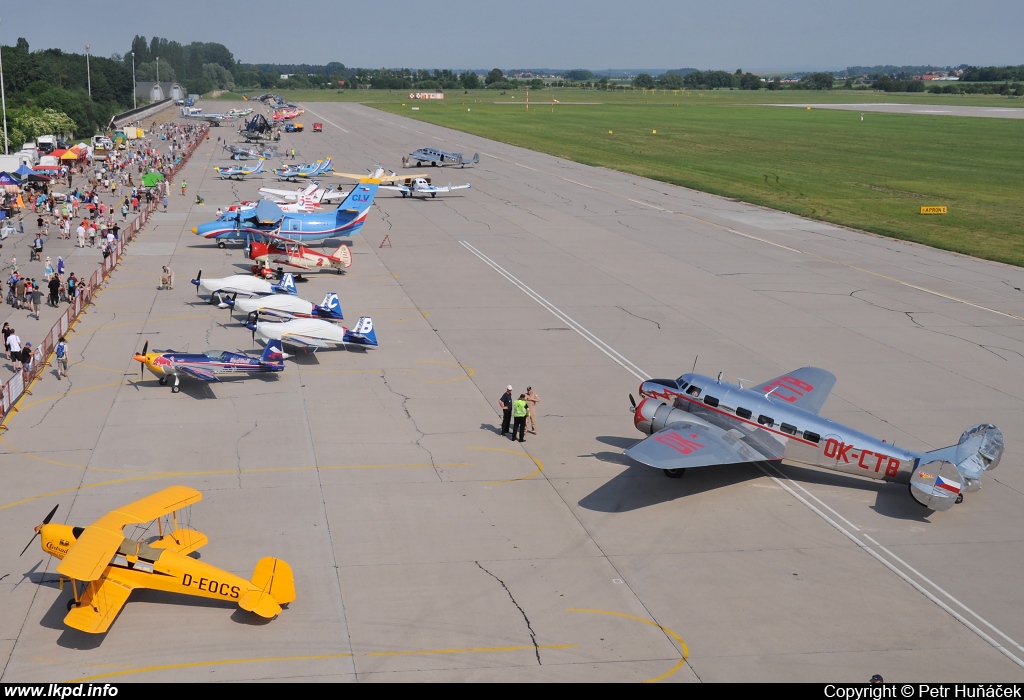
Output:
[663,468,685,479]
[956,493,964,504]
[159,377,168,385]
[67,599,79,611]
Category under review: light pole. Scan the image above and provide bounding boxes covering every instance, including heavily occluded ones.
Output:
[156,56,159,84]
[85,43,91,99]
[130,51,136,109]
[0,17,8,155]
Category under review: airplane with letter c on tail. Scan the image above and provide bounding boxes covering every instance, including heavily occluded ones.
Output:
[213,158,265,180]
[230,292,345,322]
[627,367,1004,512]
[192,179,379,248]
[20,486,295,633]
[133,339,287,393]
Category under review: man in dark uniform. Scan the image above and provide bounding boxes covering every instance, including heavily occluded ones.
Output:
[498,385,513,437]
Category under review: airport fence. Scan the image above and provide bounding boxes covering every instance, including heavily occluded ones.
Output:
[0,124,210,429]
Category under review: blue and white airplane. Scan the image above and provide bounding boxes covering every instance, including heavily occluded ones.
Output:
[230,292,345,322]
[214,158,266,180]
[192,179,379,248]
[191,271,297,305]
[274,158,332,181]
[248,315,377,351]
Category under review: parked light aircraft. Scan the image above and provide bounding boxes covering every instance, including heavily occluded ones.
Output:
[191,271,297,305]
[274,158,332,181]
[133,339,287,392]
[181,111,233,126]
[231,292,345,322]
[248,314,377,350]
[213,158,265,180]
[231,194,321,214]
[383,177,471,199]
[192,180,379,248]
[403,148,479,168]
[228,108,254,118]
[21,486,295,633]
[627,368,1005,511]
[258,181,346,206]
[239,113,273,142]
[249,238,352,276]
[223,143,281,160]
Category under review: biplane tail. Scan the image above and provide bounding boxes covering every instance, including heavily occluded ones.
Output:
[238,556,295,618]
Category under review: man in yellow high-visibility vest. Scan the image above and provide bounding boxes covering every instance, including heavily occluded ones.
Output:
[512,393,529,443]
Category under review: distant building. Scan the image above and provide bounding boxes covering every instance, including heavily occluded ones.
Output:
[135,82,185,102]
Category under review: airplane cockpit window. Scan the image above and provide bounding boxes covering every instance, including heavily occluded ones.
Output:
[687,385,702,397]
[203,350,228,361]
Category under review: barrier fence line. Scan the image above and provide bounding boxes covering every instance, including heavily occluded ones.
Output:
[0,124,210,430]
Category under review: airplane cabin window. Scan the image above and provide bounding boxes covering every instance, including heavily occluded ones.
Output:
[704,395,719,407]
[736,407,752,419]
[780,423,798,435]
[803,431,821,443]
[758,415,774,427]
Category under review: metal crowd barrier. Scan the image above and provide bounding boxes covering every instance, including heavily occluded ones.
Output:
[0,124,210,429]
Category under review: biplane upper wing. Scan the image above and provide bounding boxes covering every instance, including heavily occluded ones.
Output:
[57,486,202,581]
[64,570,137,634]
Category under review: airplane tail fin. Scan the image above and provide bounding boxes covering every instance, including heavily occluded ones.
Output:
[469,153,479,165]
[259,339,287,365]
[344,316,377,347]
[318,293,344,320]
[274,273,297,295]
[238,557,295,619]
[329,243,352,268]
[335,182,379,236]
[910,424,1004,510]
[253,159,265,174]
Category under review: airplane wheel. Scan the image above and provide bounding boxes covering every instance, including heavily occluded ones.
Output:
[159,377,168,385]
[431,193,436,198]
[217,242,226,249]
[416,161,422,167]
[663,468,685,479]
[172,385,180,394]
[432,162,438,167]
[67,599,79,611]
[956,493,964,504]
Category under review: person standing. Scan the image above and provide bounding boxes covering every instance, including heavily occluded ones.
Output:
[76,222,86,248]
[8,330,22,371]
[48,274,60,307]
[499,385,513,437]
[2,322,11,361]
[526,386,540,435]
[55,335,69,380]
[512,394,529,442]
[30,279,42,319]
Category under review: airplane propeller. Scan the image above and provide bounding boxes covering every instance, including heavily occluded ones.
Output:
[629,394,637,413]
[133,341,149,380]
[20,504,59,556]
[251,310,258,345]
[195,270,202,296]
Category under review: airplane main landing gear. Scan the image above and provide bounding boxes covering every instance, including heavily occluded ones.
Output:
[66,599,80,611]
[663,468,686,478]
[159,377,168,386]
[217,241,227,249]
[956,493,964,504]
[172,377,180,393]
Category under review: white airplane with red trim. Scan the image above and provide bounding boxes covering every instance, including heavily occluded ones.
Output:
[628,368,1004,512]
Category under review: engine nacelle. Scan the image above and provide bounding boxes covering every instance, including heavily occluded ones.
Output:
[633,397,690,436]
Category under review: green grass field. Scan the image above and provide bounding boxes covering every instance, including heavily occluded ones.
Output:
[220,89,1024,265]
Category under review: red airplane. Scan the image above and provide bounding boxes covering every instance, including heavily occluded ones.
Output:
[249,238,352,278]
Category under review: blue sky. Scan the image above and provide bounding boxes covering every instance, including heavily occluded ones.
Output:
[2,0,1021,71]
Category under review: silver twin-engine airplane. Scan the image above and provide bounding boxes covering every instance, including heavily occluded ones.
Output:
[627,367,1004,512]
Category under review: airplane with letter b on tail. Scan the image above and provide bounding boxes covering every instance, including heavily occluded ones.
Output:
[192,179,379,248]
[20,486,294,633]
[627,367,1004,512]
[133,339,287,392]
[213,158,265,180]
[248,314,377,351]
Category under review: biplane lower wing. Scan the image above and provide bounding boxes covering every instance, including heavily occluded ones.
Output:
[64,571,137,634]
[149,527,209,556]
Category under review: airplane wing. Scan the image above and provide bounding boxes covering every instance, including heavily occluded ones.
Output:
[381,185,410,193]
[625,419,785,472]
[280,334,329,349]
[149,527,209,555]
[57,486,203,581]
[752,367,836,415]
[175,365,220,381]
[64,571,137,634]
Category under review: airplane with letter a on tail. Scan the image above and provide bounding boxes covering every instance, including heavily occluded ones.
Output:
[248,314,377,351]
[132,339,287,392]
[191,270,297,305]
[20,486,295,633]
[627,368,1004,512]
[213,158,266,180]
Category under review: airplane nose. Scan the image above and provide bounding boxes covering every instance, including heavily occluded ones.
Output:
[192,226,198,235]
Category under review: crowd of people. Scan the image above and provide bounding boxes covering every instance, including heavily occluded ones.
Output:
[0,118,208,386]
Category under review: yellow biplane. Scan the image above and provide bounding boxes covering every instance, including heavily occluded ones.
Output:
[22,486,295,634]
